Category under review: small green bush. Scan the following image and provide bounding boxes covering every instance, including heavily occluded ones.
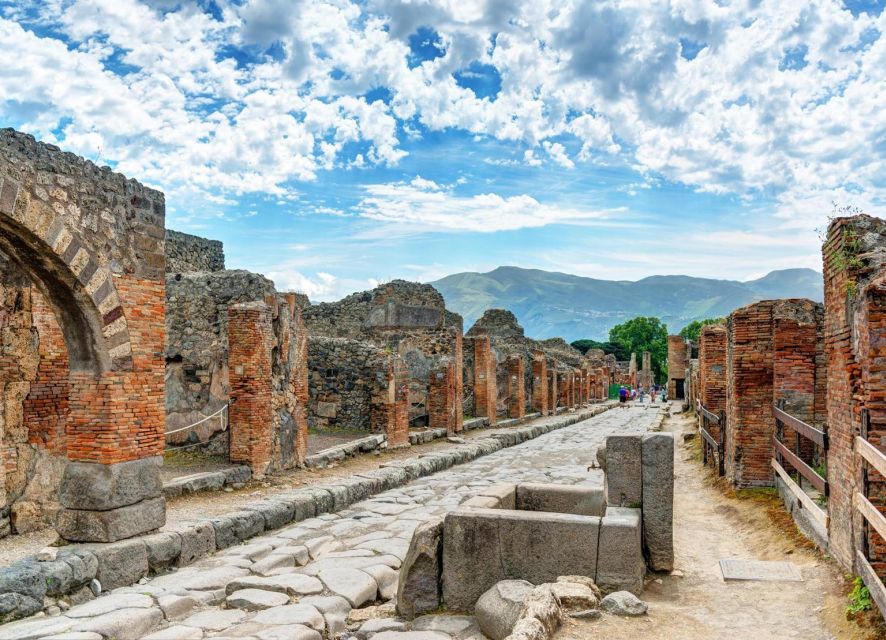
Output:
[847,576,873,615]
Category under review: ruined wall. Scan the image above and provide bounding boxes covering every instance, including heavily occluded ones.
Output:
[165,270,275,446]
[531,352,548,414]
[698,324,727,442]
[165,229,224,274]
[304,281,463,428]
[823,214,886,574]
[667,335,689,399]
[1,129,167,541]
[724,299,823,488]
[228,295,308,476]
[639,351,653,390]
[468,333,497,424]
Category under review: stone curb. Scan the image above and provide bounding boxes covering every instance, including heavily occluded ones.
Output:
[0,403,616,623]
[304,434,387,468]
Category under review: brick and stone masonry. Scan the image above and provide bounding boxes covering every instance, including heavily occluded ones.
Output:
[470,333,497,425]
[547,364,558,412]
[823,214,886,576]
[228,295,308,477]
[531,350,548,414]
[0,129,167,542]
[429,358,459,435]
[667,335,689,399]
[698,324,727,441]
[506,354,525,419]
[724,299,822,488]
[639,351,653,390]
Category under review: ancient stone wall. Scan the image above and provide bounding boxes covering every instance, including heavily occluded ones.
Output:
[667,335,689,399]
[531,352,548,414]
[639,351,653,390]
[823,214,886,574]
[304,281,463,428]
[0,129,167,541]
[165,229,224,274]
[698,324,727,442]
[468,333,497,424]
[165,270,275,447]
[506,355,525,418]
[228,295,308,476]
[429,358,460,434]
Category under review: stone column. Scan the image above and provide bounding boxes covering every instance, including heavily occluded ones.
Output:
[472,334,497,425]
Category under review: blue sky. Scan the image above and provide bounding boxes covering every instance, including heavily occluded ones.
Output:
[1,0,885,300]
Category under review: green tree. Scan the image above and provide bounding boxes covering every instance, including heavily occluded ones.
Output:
[679,317,725,342]
[608,316,669,384]
[570,339,629,361]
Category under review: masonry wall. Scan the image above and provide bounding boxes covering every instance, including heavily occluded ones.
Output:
[506,355,525,419]
[165,229,225,274]
[228,295,308,476]
[429,358,460,435]
[823,215,886,574]
[165,270,274,448]
[668,335,689,399]
[531,352,548,414]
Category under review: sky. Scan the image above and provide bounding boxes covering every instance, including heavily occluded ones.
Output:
[1,0,884,301]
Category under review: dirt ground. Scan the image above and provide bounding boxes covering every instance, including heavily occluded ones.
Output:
[558,409,885,640]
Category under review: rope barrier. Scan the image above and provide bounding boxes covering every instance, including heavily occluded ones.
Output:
[164,404,228,452]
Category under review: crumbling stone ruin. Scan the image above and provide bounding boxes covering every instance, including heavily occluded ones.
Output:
[0,128,167,542]
[667,335,690,399]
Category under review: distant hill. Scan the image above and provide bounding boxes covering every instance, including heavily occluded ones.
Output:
[431,267,823,342]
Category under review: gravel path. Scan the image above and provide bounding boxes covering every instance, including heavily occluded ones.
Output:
[0,405,661,640]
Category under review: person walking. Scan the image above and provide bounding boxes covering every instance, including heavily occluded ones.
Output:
[618,385,628,406]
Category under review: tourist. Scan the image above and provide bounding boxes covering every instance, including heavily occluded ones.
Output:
[618,385,628,406]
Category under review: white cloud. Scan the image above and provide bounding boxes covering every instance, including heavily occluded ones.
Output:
[354,177,613,232]
[0,0,884,226]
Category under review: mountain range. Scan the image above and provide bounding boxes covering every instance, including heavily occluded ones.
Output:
[431,266,824,342]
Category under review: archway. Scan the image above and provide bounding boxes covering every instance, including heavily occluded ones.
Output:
[0,129,167,542]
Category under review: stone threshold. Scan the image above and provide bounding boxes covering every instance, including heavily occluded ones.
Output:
[0,402,616,624]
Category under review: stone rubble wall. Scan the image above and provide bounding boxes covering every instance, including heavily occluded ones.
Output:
[165,270,275,447]
[667,335,689,399]
[165,229,225,274]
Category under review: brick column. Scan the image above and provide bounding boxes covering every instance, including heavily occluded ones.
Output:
[531,351,548,414]
[506,355,525,419]
[452,331,464,433]
[472,334,497,425]
[772,301,824,463]
[667,336,688,399]
[823,214,886,573]
[429,359,458,435]
[547,363,558,411]
[725,301,776,487]
[698,324,727,440]
[228,302,274,476]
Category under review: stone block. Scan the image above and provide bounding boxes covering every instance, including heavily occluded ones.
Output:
[396,517,443,620]
[0,562,46,601]
[175,521,216,565]
[79,538,149,591]
[442,508,600,612]
[211,510,265,549]
[56,497,166,543]
[595,507,644,595]
[475,484,516,509]
[641,433,674,572]
[474,580,534,640]
[603,435,642,507]
[58,458,163,511]
[143,531,182,570]
[516,483,605,517]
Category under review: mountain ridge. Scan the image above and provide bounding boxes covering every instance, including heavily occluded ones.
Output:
[430,266,823,342]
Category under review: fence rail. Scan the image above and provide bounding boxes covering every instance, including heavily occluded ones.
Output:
[696,399,726,476]
[773,404,827,448]
[855,425,886,620]
[164,404,229,452]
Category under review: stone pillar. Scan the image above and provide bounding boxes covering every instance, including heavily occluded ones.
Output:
[371,356,410,447]
[531,351,548,414]
[429,359,459,435]
[640,351,652,389]
[228,302,274,476]
[547,363,558,412]
[472,334,497,425]
[822,214,886,573]
[629,352,637,388]
[506,355,525,419]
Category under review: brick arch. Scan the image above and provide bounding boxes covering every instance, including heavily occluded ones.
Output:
[0,181,132,374]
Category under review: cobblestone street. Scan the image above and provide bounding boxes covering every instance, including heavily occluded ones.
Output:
[0,405,661,640]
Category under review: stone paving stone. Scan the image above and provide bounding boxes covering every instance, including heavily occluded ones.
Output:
[11,406,652,640]
[65,592,154,617]
[227,587,291,610]
[251,603,325,630]
[318,567,378,607]
[143,625,203,639]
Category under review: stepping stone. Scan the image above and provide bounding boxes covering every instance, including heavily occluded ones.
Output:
[252,603,325,630]
[226,572,324,596]
[318,567,378,607]
[227,588,291,610]
[182,608,247,631]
